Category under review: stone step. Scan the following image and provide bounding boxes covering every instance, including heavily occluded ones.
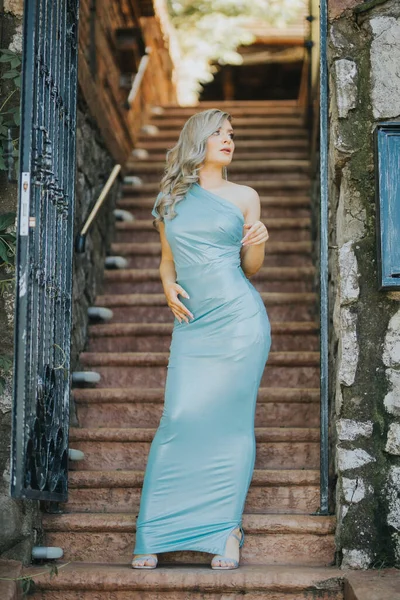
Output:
[120,255,312,269]
[138,149,310,161]
[104,266,315,282]
[148,117,306,128]
[77,352,319,388]
[135,174,311,185]
[79,351,319,370]
[41,513,335,566]
[73,386,320,428]
[94,291,316,307]
[87,321,319,353]
[67,426,320,470]
[114,223,311,250]
[129,175,312,189]
[109,241,314,269]
[24,563,344,600]
[116,217,312,229]
[111,241,312,257]
[137,138,309,151]
[93,291,317,322]
[94,288,317,324]
[344,569,400,600]
[122,181,311,196]
[103,266,315,294]
[138,142,310,157]
[102,277,313,294]
[86,320,319,335]
[118,255,313,270]
[154,100,301,112]
[73,386,320,429]
[69,426,320,443]
[73,386,319,403]
[79,351,320,388]
[119,196,311,207]
[126,159,311,174]
[114,217,312,243]
[62,469,321,515]
[87,334,318,353]
[162,100,299,105]
[0,559,21,600]
[138,128,308,142]
[118,195,311,219]
[114,251,313,270]
[92,304,315,323]
[99,305,315,323]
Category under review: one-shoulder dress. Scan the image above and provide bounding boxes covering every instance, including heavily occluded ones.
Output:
[133,181,271,556]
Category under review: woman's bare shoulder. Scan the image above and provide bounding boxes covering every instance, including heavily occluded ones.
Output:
[225,181,260,202]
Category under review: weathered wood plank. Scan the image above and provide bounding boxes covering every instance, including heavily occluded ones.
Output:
[77,0,176,165]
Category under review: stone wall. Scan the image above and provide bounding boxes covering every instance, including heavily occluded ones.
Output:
[328,0,400,569]
[70,92,121,423]
[0,0,120,561]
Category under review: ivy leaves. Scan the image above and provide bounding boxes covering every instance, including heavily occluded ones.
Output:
[0,49,22,176]
[0,48,22,86]
[0,211,17,267]
[0,212,16,395]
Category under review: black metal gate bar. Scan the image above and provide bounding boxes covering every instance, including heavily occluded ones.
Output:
[319,0,329,515]
[11,0,80,501]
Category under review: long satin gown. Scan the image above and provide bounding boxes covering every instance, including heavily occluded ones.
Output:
[133,182,271,556]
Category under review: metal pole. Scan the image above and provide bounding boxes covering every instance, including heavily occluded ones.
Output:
[319,0,329,515]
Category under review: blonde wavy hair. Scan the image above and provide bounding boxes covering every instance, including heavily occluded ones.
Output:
[152,108,232,225]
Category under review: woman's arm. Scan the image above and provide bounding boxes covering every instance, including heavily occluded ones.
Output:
[156,222,194,323]
[239,188,269,278]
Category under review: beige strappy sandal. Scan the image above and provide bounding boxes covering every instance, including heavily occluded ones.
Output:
[131,554,158,569]
[211,526,245,570]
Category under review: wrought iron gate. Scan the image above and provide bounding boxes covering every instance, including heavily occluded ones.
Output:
[11,0,80,500]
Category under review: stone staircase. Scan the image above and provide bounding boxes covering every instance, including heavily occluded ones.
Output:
[26,101,344,599]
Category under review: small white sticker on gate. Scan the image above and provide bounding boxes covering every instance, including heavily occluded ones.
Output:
[19,172,30,237]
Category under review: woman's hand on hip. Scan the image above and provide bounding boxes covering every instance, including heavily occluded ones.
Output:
[164,283,194,323]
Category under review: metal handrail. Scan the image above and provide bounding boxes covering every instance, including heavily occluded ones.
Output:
[303,0,330,516]
[319,0,329,516]
[75,164,121,253]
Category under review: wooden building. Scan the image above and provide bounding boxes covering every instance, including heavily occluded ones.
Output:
[77,0,176,164]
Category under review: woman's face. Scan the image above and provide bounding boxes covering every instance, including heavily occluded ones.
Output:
[204,118,235,167]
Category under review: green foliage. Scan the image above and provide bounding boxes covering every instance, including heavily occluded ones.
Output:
[0,211,17,394]
[0,211,17,268]
[0,353,13,395]
[0,562,71,598]
[0,48,22,177]
[166,0,305,101]
[0,211,17,291]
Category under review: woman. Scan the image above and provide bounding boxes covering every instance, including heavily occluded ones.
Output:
[131,108,271,570]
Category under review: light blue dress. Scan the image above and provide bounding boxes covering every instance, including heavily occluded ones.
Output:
[133,182,271,556]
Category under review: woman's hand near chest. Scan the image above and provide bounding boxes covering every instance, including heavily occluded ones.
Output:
[238,187,269,277]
